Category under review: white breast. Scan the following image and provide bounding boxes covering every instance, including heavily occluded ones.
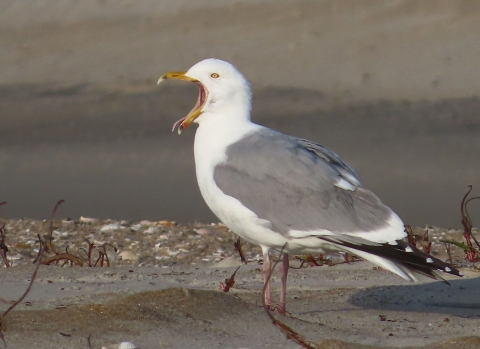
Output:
[193,118,290,248]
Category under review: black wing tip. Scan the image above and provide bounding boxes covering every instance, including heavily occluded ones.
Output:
[405,242,463,279]
[320,236,463,283]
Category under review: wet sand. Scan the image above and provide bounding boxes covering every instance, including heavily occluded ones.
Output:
[1,1,480,227]
[1,84,479,227]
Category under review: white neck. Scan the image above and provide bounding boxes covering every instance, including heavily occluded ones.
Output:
[194,111,259,169]
[192,111,260,220]
[201,85,252,121]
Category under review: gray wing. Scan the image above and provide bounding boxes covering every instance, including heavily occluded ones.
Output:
[213,128,394,237]
[295,138,361,188]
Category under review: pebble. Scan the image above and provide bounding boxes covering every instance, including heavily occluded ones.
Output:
[144,226,159,234]
[0,217,471,270]
[101,342,137,349]
[195,228,212,236]
[79,216,99,223]
[100,223,123,232]
[117,251,139,261]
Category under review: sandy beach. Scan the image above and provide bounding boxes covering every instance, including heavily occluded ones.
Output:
[1,1,480,348]
[0,218,480,348]
[2,260,480,349]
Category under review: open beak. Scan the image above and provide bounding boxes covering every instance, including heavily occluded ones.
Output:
[157,71,208,134]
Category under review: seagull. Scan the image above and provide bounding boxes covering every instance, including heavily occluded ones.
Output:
[158,58,462,314]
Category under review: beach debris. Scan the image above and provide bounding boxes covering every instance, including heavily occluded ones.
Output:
[143,226,159,234]
[159,220,177,226]
[220,266,240,292]
[101,342,138,349]
[36,235,117,268]
[195,227,212,236]
[100,223,123,232]
[295,254,327,267]
[444,241,454,265]
[0,202,9,268]
[118,250,139,261]
[405,225,432,254]
[0,226,10,268]
[420,230,432,255]
[130,223,143,231]
[292,253,361,269]
[79,216,99,224]
[78,240,117,267]
[41,251,83,266]
[440,185,479,262]
[0,214,472,269]
[234,237,247,264]
[0,216,261,268]
[406,225,416,247]
[0,200,64,342]
[459,185,480,262]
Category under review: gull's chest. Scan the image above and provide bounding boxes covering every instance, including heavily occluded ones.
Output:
[193,145,257,241]
[192,120,261,199]
[191,123,281,245]
[193,125,245,218]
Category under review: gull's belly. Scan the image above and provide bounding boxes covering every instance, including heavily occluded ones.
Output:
[197,171,289,248]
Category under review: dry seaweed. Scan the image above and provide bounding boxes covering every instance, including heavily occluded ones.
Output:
[0,200,64,345]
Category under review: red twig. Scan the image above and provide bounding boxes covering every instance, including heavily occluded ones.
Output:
[100,243,117,267]
[420,230,432,255]
[0,224,10,268]
[42,253,83,266]
[460,186,479,262]
[405,225,416,247]
[220,266,240,292]
[444,242,453,265]
[1,200,64,335]
[234,237,247,264]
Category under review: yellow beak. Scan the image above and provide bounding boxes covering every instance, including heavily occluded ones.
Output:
[157,71,196,85]
[157,71,206,134]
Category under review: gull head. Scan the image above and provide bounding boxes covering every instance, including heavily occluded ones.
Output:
[158,58,251,134]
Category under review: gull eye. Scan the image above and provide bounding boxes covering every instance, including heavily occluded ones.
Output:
[211,73,220,78]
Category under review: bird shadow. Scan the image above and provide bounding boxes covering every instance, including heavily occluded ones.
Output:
[348,276,480,318]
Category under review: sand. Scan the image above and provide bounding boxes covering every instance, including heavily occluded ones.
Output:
[2,0,480,101]
[1,257,480,349]
[1,219,480,348]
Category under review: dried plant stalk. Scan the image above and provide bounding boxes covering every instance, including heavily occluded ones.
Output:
[1,200,64,337]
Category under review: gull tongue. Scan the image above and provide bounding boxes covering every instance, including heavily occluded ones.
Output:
[172,117,187,134]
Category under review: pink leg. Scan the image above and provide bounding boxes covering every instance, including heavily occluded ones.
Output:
[262,252,272,307]
[277,253,289,314]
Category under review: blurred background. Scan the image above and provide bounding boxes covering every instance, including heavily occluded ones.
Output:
[0,0,479,228]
